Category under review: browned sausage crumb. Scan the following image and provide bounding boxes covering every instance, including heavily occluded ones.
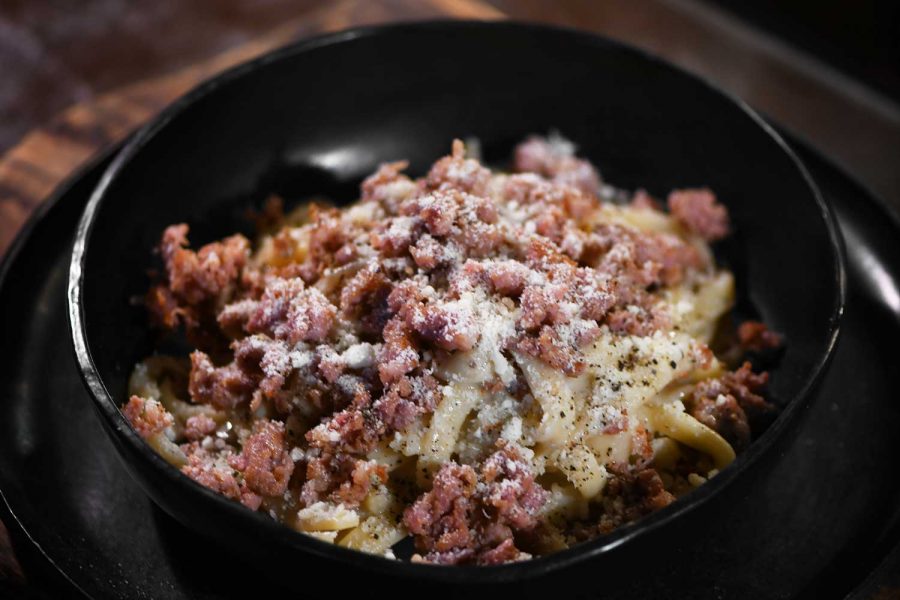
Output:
[404,444,546,565]
[122,395,173,438]
[738,320,783,353]
[667,188,730,241]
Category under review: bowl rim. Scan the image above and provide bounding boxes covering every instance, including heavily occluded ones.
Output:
[67,19,846,583]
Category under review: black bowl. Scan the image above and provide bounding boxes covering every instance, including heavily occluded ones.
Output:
[68,20,844,587]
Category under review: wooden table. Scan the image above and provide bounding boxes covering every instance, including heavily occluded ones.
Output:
[2,0,899,594]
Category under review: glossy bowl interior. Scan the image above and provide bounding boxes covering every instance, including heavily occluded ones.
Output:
[68,21,844,585]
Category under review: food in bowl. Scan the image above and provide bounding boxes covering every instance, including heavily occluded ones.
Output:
[124,135,780,565]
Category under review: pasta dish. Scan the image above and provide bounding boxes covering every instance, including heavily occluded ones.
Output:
[125,135,780,565]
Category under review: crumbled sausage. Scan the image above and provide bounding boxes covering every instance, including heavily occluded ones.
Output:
[684,361,775,450]
[667,188,730,241]
[513,135,602,197]
[404,444,545,565]
[361,160,416,214]
[183,414,217,441]
[339,265,393,335]
[229,420,294,498]
[181,446,242,502]
[301,453,387,508]
[588,466,675,536]
[245,277,336,344]
[133,135,770,566]
[423,139,491,196]
[159,224,250,306]
[378,317,420,385]
[122,395,173,438]
[738,320,783,353]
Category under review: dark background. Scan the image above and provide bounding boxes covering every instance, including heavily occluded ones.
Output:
[1,0,898,155]
[713,0,900,102]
